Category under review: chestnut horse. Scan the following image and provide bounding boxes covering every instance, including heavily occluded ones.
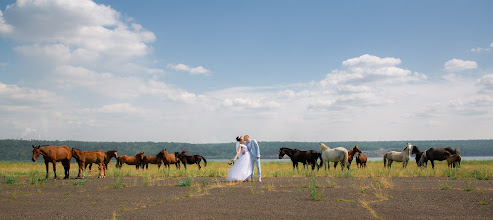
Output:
[72,148,105,178]
[176,151,207,170]
[141,149,166,170]
[31,145,72,179]
[356,153,367,168]
[443,151,461,168]
[162,149,181,169]
[87,150,118,171]
[116,152,144,169]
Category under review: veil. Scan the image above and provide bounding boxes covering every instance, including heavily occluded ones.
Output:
[235,142,240,153]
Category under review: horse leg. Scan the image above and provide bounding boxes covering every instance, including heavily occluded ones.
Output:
[52,161,57,179]
[197,162,201,170]
[431,160,435,169]
[388,160,393,168]
[44,161,50,179]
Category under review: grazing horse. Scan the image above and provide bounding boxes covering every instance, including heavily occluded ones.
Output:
[443,151,461,168]
[116,152,144,169]
[31,145,72,179]
[162,149,181,169]
[278,148,320,170]
[383,143,412,168]
[356,153,367,168]
[418,147,461,169]
[319,143,348,171]
[141,149,166,170]
[176,151,207,170]
[411,145,425,166]
[87,150,118,172]
[72,148,105,178]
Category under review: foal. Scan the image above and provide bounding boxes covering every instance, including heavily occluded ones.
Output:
[443,151,461,168]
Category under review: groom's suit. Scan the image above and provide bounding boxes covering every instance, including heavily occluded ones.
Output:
[246,139,261,180]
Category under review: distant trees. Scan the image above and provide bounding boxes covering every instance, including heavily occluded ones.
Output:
[1,139,491,161]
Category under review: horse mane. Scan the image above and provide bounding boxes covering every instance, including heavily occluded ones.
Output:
[320,143,330,152]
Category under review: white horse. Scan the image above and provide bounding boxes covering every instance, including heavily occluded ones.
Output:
[320,143,348,171]
[383,143,412,168]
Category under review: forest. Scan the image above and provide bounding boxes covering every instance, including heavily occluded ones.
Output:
[0,139,492,161]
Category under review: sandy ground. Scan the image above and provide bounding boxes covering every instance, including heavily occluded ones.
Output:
[1,176,492,219]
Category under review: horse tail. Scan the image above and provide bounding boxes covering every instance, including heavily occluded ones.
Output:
[383,153,387,167]
[201,156,207,167]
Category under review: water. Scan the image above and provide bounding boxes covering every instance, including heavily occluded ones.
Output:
[209,156,493,162]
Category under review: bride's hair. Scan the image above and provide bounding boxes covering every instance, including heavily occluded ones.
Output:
[236,136,242,142]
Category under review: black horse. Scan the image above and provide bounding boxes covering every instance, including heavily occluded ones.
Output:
[411,146,425,166]
[278,148,320,170]
[418,147,461,169]
[175,151,207,170]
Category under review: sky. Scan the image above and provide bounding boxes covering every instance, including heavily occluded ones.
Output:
[1,0,493,143]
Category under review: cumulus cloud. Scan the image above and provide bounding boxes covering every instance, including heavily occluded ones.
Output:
[321,54,426,86]
[0,10,13,34]
[478,73,493,90]
[0,81,61,106]
[167,63,211,75]
[444,59,478,72]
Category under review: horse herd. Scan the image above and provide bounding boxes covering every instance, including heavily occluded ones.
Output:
[279,143,462,171]
[31,143,462,180]
[31,145,207,179]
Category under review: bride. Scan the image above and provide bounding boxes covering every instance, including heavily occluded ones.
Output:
[227,136,252,182]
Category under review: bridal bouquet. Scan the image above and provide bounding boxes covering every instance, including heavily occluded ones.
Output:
[227,159,235,165]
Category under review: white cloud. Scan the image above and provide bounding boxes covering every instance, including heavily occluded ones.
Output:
[97,103,146,115]
[478,73,493,90]
[0,10,13,34]
[444,59,478,72]
[167,63,211,75]
[0,81,61,106]
[470,42,493,53]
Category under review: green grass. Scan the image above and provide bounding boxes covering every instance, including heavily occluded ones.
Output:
[308,175,324,201]
[176,177,193,187]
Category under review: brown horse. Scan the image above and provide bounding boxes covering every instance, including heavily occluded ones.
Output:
[117,152,144,169]
[141,149,166,170]
[162,149,181,169]
[72,148,105,178]
[356,152,367,168]
[176,151,207,170]
[443,151,461,168]
[87,150,118,171]
[31,145,72,179]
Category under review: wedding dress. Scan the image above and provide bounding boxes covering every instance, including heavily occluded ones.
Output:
[227,143,252,182]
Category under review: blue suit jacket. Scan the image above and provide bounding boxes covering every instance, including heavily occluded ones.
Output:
[247,139,260,158]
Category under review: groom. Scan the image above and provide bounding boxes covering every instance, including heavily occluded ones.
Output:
[244,135,261,182]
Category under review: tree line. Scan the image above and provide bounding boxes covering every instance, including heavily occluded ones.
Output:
[0,139,492,161]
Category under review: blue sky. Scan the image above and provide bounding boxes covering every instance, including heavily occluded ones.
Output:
[1,0,492,143]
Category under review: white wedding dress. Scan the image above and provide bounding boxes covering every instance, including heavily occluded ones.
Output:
[227,143,252,182]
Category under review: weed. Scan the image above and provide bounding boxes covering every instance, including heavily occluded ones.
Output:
[63,192,70,195]
[111,176,126,189]
[358,187,367,193]
[326,178,336,188]
[176,177,193,187]
[336,198,355,203]
[202,178,210,186]
[374,192,393,200]
[3,176,18,185]
[477,200,489,205]
[308,176,324,201]
[73,179,87,186]
[440,180,451,190]
[464,179,476,192]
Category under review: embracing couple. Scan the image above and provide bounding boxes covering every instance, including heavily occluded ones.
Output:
[227,135,261,182]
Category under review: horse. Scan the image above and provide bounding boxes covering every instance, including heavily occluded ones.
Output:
[443,151,461,168]
[31,145,72,179]
[175,151,207,170]
[116,152,144,169]
[72,148,105,178]
[141,149,166,170]
[335,146,362,169]
[87,150,118,171]
[411,145,425,166]
[162,149,181,169]
[355,152,367,168]
[418,147,461,169]
[383,143,412,168]
[319,143,348,171]
[278,148,320,170]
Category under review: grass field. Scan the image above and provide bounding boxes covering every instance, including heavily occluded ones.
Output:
[1,160,492,184]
